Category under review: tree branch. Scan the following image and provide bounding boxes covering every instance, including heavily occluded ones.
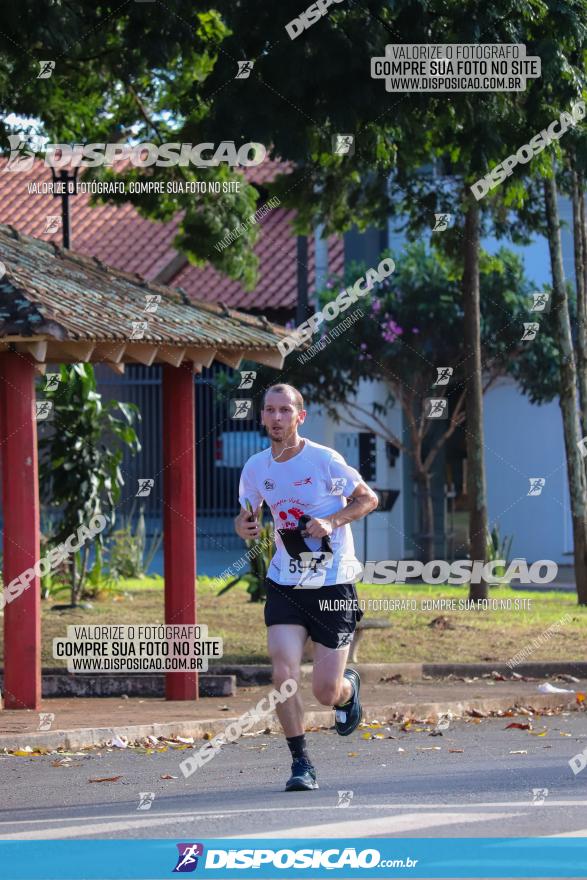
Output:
[422,387,466,471]
[126,82,162,141]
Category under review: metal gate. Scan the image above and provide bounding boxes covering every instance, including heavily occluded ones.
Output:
[95,363,268,550]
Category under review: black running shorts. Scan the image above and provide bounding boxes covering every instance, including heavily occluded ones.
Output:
[263,577,364,650]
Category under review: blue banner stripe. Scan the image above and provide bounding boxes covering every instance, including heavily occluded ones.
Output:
[1,838,587,879]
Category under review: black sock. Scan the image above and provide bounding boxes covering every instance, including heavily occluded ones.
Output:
[286,734,310,762]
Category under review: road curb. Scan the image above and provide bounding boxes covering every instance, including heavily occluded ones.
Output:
[2,662,585,694]
[210,661,587,685]
[0,691,579,751]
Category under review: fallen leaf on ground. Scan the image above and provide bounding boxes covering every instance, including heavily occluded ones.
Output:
[448,749,464,753]
[400,721,411,731]
[160,774,178,780]
[468,709,487,718]
[505,722,532,730]
[577,693,585,704]
[12,749,34,756]
[348,752,359,757]
[538,683,574,694]
[428,615,454,630]
[89,776,123,783]
[559,731,572,737]
[529,730,548,737]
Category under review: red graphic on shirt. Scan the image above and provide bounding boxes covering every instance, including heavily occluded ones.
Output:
[276,506,306,529]
[293,477,312,486]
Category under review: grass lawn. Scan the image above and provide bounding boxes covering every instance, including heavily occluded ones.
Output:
[1,577,585,666]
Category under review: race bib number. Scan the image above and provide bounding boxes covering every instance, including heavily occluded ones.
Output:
[281,552,334,588]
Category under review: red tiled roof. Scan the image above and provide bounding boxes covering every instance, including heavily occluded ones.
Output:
[173,208,344,311]
[0,158,344,311]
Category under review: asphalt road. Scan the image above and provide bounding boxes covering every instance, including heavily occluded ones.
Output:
[1,714,586,840]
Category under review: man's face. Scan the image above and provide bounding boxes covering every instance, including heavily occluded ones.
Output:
[261,391,305,441]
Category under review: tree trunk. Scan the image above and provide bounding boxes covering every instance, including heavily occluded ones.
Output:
[543,168,587,605]
[415,470,435,563]
[70,552,78,608]
[571,165,587,438]
[463,195,489,601]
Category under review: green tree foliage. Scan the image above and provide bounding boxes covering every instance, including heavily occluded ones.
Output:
[39,364,140,605]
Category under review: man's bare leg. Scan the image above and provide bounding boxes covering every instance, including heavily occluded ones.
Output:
[312,641,352,706]
[312,640,362,736]
[267,624,307,737]
[268,624,318,790]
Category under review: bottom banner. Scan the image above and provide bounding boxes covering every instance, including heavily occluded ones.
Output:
[1,838,587,879]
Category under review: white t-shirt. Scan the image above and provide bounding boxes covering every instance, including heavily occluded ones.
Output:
[238,438,364,586]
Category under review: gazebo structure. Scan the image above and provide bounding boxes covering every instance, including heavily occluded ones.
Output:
[0,224,287,710]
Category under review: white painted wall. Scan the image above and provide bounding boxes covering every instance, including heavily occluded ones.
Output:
[303,378,405,562]
[483,375,572,564]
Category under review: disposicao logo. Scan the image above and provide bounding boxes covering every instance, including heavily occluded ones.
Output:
[3,137,266,172]
[173,843,204,872]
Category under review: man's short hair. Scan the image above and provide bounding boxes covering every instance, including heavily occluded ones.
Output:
[263,384,304,412]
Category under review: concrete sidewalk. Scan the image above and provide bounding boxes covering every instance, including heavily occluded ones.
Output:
[1,671,584,751]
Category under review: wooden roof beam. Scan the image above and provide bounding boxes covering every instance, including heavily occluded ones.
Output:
[125,344,158,366]
[93,342,127,363]
[184,347,217,369]
[240,348,285,370]
[156,346,186,367]
[106,362,125,375]
[15,340,48,363]
[54,341,96,362]
[215,350,243,370]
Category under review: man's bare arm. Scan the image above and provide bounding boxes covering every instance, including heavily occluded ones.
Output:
[327,483,379,528]
[304,483,378,538]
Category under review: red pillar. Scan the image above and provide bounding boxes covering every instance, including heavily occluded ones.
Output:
[162,361,198,700]
[0,352,41,710]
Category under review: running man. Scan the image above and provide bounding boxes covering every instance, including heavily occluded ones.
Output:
[235,384,378,791]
